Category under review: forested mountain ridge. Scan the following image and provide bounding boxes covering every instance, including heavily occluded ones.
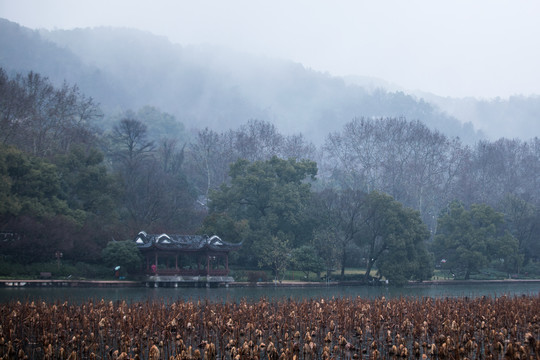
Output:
[0,19,122,106]
[1,18,483,143]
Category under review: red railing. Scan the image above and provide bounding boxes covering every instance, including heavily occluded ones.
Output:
[208,269,228,276]
[146,268,229,276]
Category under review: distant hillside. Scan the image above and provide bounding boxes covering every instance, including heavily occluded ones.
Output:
[422,93,540,140]
[0,18,490,143]
[0,19,123,104]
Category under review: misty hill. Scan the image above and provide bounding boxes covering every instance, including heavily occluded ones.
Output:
[3,18,535,143]
[422,93,540,140]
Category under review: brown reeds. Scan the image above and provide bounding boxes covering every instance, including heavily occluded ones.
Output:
[0,295,538,359]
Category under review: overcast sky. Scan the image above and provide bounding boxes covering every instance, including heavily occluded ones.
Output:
[1,0,539,98]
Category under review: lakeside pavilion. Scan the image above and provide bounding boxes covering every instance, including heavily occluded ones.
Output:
[134,231,242,278]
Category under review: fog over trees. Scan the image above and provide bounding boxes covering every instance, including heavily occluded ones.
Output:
[0,19,494,144]
[2,19,539,143]
[0,19,539,281]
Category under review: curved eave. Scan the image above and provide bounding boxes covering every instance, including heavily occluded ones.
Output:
[134,232,242,252]
[136,242,242,252]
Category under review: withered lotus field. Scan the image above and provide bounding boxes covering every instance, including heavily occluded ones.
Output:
[0,295,539,359]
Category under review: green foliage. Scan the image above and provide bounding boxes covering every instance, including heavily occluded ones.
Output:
[501,194,539,266]
[488,232,523,276]
[199,213,248,264]
[207,156,317,266]
[360,192,433,285]
[291,245,325,279]
[54,146,120,217]
[0,147,20,216]
[257,233,291,282]
[136,106,186,143]
[521,261,540,277]
[101,241,143,274]
[433,201,522,279]
[246,271,269,283]
[200,213,249,240]
[1,58,539,284]
[308,188,367,279]
[0,145,74,220]
[0,260,111,279]
[0,145,122,264]
[0,70,120,267]
[0,69,202,269]
[311,229,342,278]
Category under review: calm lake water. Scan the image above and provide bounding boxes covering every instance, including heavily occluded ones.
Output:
[1,281,539,304]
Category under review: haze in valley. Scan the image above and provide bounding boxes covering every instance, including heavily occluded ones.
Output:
[2,0,539,99]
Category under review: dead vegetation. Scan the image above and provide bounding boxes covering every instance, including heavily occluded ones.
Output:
[0,295,539,359]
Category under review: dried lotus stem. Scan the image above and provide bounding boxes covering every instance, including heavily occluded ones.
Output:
[0,295,538,359]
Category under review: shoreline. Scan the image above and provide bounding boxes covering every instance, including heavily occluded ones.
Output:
[1,278,539,288]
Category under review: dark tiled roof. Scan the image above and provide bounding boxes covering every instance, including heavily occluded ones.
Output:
[134,231,242,252]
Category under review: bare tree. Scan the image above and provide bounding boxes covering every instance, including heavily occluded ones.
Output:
[108,117,200,232]
[185,127,235,201]
[0,69,30,145]
[234,120,284,161]
[325,117,382,192]
[110,117,155,174]
[158,138,185,175]
[185,120,318,202]
[0,70,101,158]
[324,117,462,234]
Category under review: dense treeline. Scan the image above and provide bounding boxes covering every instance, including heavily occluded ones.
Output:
[0,68,539,282]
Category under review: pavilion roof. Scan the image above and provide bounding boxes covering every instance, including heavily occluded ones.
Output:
[134,231,242,252]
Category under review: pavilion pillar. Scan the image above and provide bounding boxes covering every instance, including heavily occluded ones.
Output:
[225,254,229,274]
[206,254,210,276]
[175,255,178,270]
